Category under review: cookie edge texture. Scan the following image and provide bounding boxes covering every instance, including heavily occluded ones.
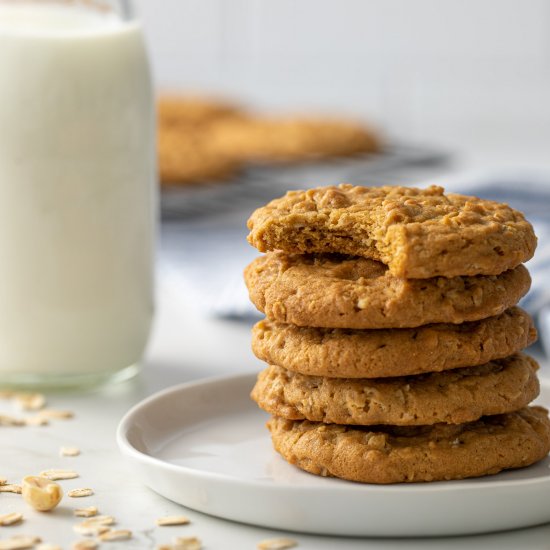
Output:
[267,406,550,484]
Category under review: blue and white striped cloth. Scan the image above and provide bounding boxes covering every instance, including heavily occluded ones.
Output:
[441,175,550,355]
[159,173,550,355]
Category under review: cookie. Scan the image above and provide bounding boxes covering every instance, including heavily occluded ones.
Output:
[244,253,531,329]
[267,406,550,483]
[210,117,380,163]
[252,354,540,426]
[247,185,536,278]
[157,95,243,128]
[158,128,242,185]
[251,307,536,378]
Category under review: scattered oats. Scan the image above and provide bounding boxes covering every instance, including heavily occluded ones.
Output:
[60,446,80,457]
[71,541,97,550]
[155,534,202,549]
[74,507,98,518]
[0,512,23,526]
[0,484,22,494]
[156,515,190,526]
[39,469,79,481]
[14,392,46,411]
[0,415,25,427]
[68,488,94,498]
[22,476,63,512]
[0,540,29,550]
[73,515,114,536]
[171,537,202,550]
[83,515,114,526]
[36,545,62,550]
[37,409,74,420]
[10,536,40,544]
[0,391,14,399]
[73,522,109,537]
[98,529,132,542]
[257,538,298,550]
[0,477,7,485]
[0,535,41,550]
[23,416,49,427]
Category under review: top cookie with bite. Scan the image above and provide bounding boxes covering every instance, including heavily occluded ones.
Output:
[247,184,536,278]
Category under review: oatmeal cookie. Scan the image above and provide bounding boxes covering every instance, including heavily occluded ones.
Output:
[252,354,540,426]
[158,128,241,185]
[244,253,531,329]
[247,185,536,278]
[251,307,536,378]
[210,117,380,163]
[267,406,550,483]
[157,95,243,128]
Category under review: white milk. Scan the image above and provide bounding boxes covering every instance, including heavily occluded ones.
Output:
[0,3,155,380]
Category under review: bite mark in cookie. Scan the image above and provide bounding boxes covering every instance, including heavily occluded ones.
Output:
[247,185,536,278]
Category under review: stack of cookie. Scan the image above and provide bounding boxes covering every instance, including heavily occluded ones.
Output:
[244,184,550,483]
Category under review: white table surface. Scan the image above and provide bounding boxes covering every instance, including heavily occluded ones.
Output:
[3,149,550,549]
[1,271,549,550]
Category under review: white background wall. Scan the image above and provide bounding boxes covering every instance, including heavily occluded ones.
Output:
[135,0,550,166]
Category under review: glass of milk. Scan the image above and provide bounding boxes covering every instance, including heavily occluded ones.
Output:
[0,0,155,387]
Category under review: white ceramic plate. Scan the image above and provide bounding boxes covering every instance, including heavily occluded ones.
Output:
[117,373,550,537]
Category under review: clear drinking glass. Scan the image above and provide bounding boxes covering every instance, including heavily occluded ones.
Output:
[0,0,156,388]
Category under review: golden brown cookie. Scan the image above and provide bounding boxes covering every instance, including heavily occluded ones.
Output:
[251,307,536,378]
[268,406,550,484]
[244,253,531,329]
[252,354,540,426]
[210,117,380,163]
[247,185,536,278]
[157,95,243,128]
[158,128,242,185]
